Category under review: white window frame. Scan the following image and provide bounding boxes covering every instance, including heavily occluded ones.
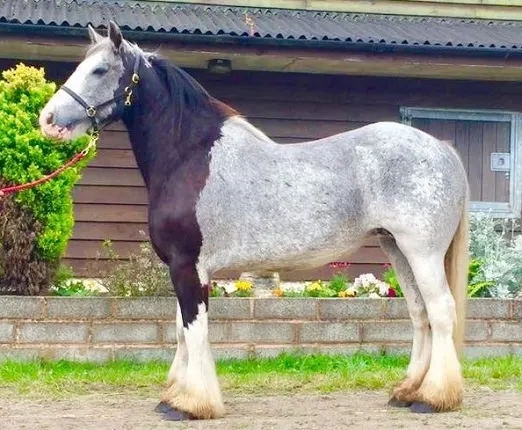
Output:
[400,107,522,218]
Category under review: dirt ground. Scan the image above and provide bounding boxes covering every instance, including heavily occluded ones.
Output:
[1,390,521,430]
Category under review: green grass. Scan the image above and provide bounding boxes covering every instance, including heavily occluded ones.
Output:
[0,353,521,399]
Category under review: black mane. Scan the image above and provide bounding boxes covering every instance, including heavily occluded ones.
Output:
[129,53,236,144]
[122,51,237,187]
[147,55,214,114]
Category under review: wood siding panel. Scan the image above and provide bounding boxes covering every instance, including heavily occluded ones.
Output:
[74,204,147,223]
[229,100,398,122]
[73,222,149,241]
[73,186,148,205]
[66,240,385,262]
[90,149,138,169]
[495,122,511,203]
[481,122,497,202]
[468,122,484,202]
[80,168,144,187]
[97,130,130,149]
[455,121,470,175]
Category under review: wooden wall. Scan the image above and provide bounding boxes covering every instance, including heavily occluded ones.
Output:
[3,58,522,280]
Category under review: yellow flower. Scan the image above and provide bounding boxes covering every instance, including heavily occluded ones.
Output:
[306,281,323,292]
[272,288,284,297]
[339,287,356,298]
[235,280,253,291]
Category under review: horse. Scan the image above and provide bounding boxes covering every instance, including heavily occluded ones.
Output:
[39,21,469,420]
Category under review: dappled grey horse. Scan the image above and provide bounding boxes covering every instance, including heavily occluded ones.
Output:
[39,22,469,420]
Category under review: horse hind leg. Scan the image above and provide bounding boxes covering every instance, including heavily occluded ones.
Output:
[379,236,431,407]
[394,233,465,413]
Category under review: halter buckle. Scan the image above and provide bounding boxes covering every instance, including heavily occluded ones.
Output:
[86,107,96,117]
[132,73,140,84]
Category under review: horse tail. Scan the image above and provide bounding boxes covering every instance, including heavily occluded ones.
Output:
[444,193,469,358]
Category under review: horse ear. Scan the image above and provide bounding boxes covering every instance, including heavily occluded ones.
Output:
[108,20,123,50]
[87,25,102,44]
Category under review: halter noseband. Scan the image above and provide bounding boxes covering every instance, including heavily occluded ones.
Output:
[60,54,141,133]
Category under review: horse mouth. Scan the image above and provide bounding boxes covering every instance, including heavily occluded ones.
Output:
[40,124,74,142]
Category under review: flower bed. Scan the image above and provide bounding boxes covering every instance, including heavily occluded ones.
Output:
[210,273,400,299]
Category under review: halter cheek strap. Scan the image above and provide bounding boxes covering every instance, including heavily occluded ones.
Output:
[60,54,141,133]
[60,86,100,130]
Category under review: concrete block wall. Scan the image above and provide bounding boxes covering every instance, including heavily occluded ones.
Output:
[0,297,520,362]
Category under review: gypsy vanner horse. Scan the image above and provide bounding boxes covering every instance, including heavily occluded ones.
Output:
[39,22,469,420]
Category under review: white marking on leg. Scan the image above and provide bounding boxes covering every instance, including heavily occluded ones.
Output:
[163,302,224,419]
[404,301,431,388]
[167,302,188,388]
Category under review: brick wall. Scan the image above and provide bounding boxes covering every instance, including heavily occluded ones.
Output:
[0,297,520,363]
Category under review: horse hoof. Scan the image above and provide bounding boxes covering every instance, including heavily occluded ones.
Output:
[410,402,435,414]
[154,401,171,413]
[161,406,194,421]
[388,397,412,408]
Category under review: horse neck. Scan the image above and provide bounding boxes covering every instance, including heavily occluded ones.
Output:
[122,66,223,192]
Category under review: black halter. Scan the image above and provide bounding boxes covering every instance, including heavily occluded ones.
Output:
[60,54,141,133]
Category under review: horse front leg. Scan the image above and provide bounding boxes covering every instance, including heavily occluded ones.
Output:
[158,261,225,421]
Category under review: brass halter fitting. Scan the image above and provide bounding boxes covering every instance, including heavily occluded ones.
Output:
[124,87,133,106]
[81,130,100,156]
[86,106,97,117]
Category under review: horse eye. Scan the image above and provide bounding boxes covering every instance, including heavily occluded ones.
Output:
[92,67,108,76]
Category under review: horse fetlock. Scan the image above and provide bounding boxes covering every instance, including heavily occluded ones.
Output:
[414,374,464,412]
[165,374,185,390]
[160,384,225,420]
[391,377,423,403]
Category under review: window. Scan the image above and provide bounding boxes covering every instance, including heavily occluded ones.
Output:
[400,107,522,218]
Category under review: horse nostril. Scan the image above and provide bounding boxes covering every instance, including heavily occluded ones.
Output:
[45,112,54,125]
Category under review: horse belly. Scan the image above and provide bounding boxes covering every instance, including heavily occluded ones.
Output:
[196,171,367,273]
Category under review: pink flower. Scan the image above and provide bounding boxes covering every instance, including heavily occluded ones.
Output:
[387,288,397,298]
[328,261,351,269]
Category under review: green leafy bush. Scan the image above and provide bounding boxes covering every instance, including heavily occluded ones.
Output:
[97,234,173,297]
[0,63,94,295]
[381,265,404,297]
[329,274,350,294]
[467,258,494,297]
[49,265,98,297]
[469,213,522,298]
[376,258,495,299]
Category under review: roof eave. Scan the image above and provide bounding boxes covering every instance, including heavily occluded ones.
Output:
[2,22,522,60]
[3,23,522,82]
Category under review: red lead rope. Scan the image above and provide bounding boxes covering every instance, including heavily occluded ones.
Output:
[0,134,98,196]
